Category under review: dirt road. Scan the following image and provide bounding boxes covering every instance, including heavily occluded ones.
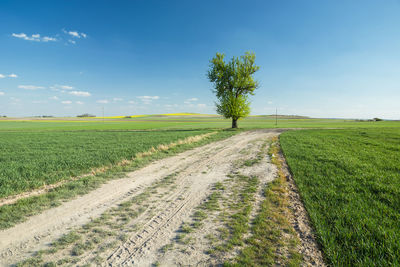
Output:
[0,129,283,266]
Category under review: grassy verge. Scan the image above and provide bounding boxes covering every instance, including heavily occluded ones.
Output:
[226,137,302,266]
[0,129,239,230]
[280,128,400,266]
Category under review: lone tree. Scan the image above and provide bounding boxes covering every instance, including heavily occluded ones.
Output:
[207,51,259,128]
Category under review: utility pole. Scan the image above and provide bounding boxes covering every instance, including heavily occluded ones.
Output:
[275,107,278,127]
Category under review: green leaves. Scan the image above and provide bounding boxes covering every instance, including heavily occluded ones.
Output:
[216,93,250,120]
[208,51,259,125]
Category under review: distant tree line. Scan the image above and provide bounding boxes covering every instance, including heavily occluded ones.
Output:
[77,113,96,118]
[356,118,383,122]
[32,115,54,118]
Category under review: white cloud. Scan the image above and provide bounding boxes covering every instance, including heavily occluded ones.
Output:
[137,95,159,100]
[50,85,74,91]
[69,90,91,97]
[32,100,47,104]
[97,100,109,104]
[59,85,74,90]
[18,85,45,90]
[0,92,4,96]
[128,100,136,104]
[68,40,76,45]
[42,36,57,42]
[267,101,273,105]
[197,103,206,108]
[12,33,57,42]
[76,101,84,105]
[0,73,18,78]
[12,33,27,39]
[63,29,87,39]
[61,100,72,104]
[12,33,37,41]
[113,98,123,102]
[49,96,59,100]
[69,31,80,38]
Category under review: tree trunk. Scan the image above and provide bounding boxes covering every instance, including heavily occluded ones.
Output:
[232,118,238,128]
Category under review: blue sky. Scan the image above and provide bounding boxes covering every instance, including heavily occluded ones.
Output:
[1,0,399,119]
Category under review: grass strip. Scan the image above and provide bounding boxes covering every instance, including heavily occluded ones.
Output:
[226,136,302,266]
[0,129,239,230]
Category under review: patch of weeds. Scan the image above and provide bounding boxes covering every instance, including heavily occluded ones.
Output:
[182,236,193,245]
[53,231,81,249]
[180,222,194,233]
[92,227,115,238]
[71,240,94,256]
[192,220,203,229]
[176,233,186,244]
[56,258,73,265]
[17,256,43,267]
[203,191,222,211]
[193,210,207,221]
[243,158,258,167]
[160,243,174,253]
[214,182,225,191]
[217,227,230,240]
[205,233,218,242]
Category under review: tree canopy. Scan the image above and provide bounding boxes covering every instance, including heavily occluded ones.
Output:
[207,51,259,128]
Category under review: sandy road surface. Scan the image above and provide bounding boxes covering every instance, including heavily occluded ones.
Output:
[0,129,282,266]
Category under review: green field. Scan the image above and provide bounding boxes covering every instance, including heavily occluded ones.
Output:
[0,115,399,199]
[0,129,215,198]
[280,128,400,266]
[1,115,399,132]
[1,115,400,264]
